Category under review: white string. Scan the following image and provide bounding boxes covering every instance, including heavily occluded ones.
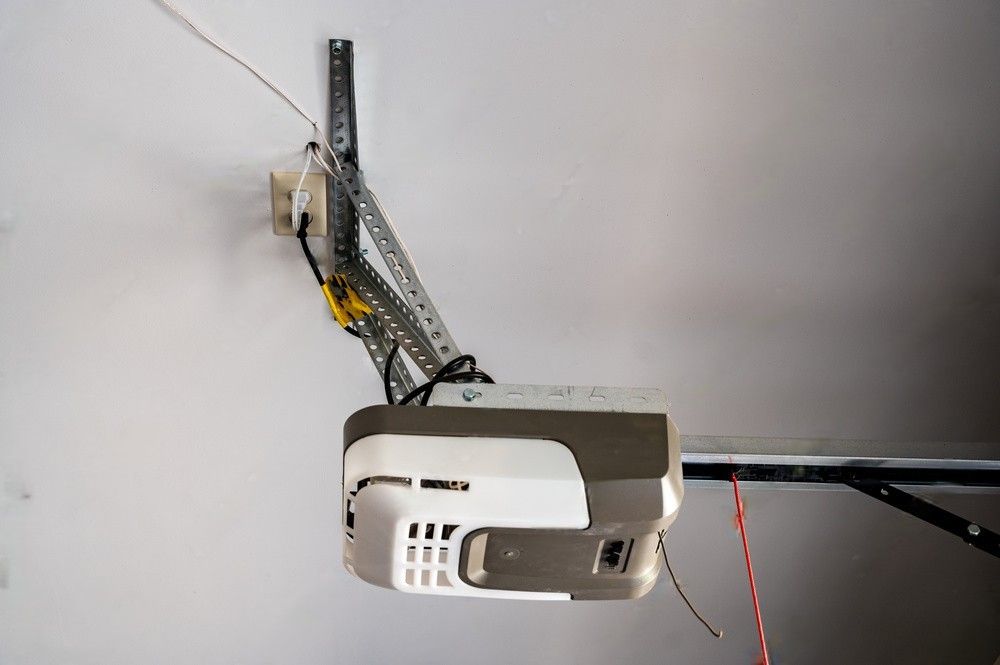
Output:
[157,0,424,284]
[309,142,342,178]
[156,0,342,170]
[309,145,420,280]
[368,188,422,281]
[291,148,313,232]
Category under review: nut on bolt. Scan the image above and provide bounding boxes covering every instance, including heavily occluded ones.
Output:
[462,388,480,402]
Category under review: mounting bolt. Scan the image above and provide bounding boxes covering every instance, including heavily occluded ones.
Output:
[968,523,981,536]
[360,248,369,256]
[462,388,479,402]
[332,40,343,54]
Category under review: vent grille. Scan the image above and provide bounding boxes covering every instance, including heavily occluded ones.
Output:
[345,476,412,542]
[401,522,459,589]
[420,479,469,491]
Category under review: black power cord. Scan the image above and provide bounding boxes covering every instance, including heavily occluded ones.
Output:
[296,212,325,286]
[383,341,400,404]
[298,208,492,400]
[297,212,360,338]
[395,354,495,406]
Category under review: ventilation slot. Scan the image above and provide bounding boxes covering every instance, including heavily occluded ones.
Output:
[419,479,469,491]
[400,522,460,590]
[346,476,412,542]
[344,496,357,541]
[346,499,356,529]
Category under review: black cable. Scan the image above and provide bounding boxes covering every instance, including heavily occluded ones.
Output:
[398,356,480,406]
[407,356,490,406]
[436,354,478,378]
[418,370,494,406]
[297,212,361,338]
[436,356,495,384]
[383,341,400,404]
[417,370,493,405]
[397,369,495,406]
[297,212,325,286]
[396,383,431,406]
[464,368,494,384]
[415,355,495,405]
[430,355,495,385]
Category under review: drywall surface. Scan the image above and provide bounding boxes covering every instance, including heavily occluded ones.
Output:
[1,1,999,663]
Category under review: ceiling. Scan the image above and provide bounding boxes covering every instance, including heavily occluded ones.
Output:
[1,0,998,662]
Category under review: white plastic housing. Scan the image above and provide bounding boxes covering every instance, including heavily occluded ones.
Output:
[343,434,589,599]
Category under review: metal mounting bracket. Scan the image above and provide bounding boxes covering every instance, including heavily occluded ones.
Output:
[325,39,462,399]
[846,480,1000,557]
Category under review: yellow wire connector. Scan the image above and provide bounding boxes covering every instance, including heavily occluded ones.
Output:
[322,273,372,328]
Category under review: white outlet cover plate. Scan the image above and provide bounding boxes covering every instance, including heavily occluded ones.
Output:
[271,171,327,236]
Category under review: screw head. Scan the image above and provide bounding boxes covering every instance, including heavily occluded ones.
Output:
[501,548,520,560]
[462,388,479,402]
[360,248,369,256]
[332,40,343,54]
[968,523,981,536]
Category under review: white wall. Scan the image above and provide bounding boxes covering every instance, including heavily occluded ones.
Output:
[1,1,998,663]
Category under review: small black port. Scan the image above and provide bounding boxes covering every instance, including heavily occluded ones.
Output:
[598,539,629,572]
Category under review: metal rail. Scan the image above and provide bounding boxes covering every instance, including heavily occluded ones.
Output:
[680,436,1000,485]
[682,435,1000,557]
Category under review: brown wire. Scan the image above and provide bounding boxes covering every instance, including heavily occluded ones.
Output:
[656,530,724,639]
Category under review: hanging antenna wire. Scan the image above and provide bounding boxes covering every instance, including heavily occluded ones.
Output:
[309,143,421,280]
[656,530,724,639]
[732,473,770,665]
[368,188,422,281]
[159,0,427,330]
[155,0,342,171]
[309,142,343,178]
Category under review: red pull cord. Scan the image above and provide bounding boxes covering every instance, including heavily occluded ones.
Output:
[732,472,770,665]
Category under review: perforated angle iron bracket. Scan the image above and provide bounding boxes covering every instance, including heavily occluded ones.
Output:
[336,164,462,369]
[327,39,360,255]
[325,39,461,389]
[324,37,415,395]
[340,256,454,380]
[356,311,419,401]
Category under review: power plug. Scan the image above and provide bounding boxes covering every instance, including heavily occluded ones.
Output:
[271,171,327,236]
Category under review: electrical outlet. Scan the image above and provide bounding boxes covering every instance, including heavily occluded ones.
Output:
[271,171,327,236]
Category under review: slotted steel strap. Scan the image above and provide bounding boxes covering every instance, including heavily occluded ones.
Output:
[325,38,462,391]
